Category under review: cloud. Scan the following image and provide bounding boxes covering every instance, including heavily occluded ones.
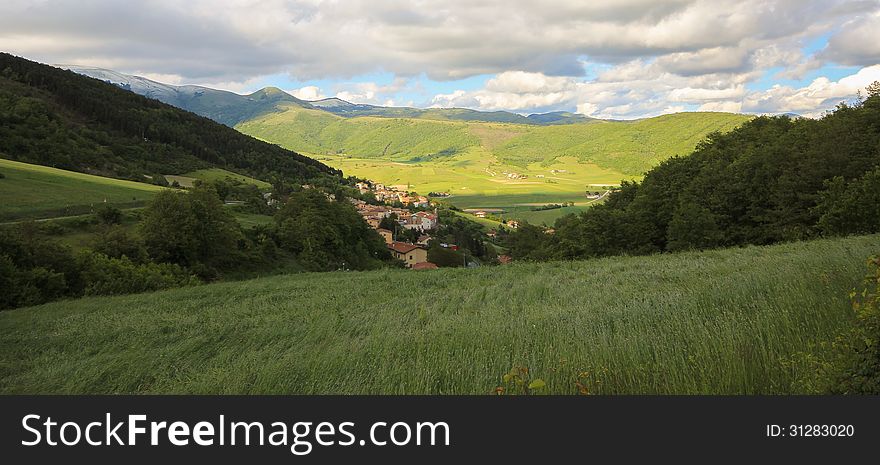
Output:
[333,77,415,105]
[1,0,878,118]
[430,63,880,119]
[741,64,880,116]
[289,85,325,101]
[820,11,880,66]
[0,0,872,82]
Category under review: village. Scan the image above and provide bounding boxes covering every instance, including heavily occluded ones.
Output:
[351,181,442,270]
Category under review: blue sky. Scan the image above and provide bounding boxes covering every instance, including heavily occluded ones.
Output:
[1,0,879,118]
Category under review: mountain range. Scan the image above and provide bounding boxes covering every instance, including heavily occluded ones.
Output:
[62,66,596,126]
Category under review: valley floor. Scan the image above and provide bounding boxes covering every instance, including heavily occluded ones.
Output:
[2,234,878,395]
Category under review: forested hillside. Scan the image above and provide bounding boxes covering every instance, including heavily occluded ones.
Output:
[506,83,880,260]
[0,53,338,185]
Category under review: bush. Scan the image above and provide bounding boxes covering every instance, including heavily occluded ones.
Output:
[95,204,123,225]
[427,244,464,267]
[91,225,148,263]
[831,256,880,394]
[76,251,198,296]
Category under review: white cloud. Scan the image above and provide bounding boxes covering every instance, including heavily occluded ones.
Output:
[742,64,880,116]
[333,78,414,105]
[0,0,872,82]
[430,63,880,119]
[1,0,878,118]
[289,85,325,101]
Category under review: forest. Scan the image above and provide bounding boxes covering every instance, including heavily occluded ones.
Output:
[505,83,880,260]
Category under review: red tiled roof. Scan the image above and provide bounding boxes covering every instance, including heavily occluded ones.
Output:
[388,241,422,254]
[412,262,439,270]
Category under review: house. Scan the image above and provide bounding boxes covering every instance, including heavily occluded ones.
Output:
[507,220,520,229]
[474,210,487,218]
[412,262,439,270]
[355,182,371,194]
[366,217,381,229]
[377,228,394,244]
[413,211,437,230]
[388,241,428,268]
[417,234,432,246]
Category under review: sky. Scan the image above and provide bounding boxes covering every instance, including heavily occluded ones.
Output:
[1,0,880,119]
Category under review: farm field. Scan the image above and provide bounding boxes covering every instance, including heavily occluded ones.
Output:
[2,234,877,395]
[317,152,621,223]
[0,158,163,221]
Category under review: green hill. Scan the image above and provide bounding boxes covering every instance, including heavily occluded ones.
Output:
[0,53,338,187]
[236,106,749,221]
[0,158,163,221]
[2,234,876,394]
[237,105,749,176]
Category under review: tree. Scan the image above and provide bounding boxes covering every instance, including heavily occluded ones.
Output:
[274,189,389,271]
[666,200,724,251]
[427,243,464,267]
[816,168,880,236]
[140,185,243,276]
[91,225,147,263]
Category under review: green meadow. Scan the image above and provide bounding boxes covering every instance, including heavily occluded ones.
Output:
[0,158,163,221]
[238,106,749,224]
[2,234,876,394]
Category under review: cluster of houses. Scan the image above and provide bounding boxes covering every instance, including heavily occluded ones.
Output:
[355,182,430,208]
[350,183,440,270]
[351,199,438,232]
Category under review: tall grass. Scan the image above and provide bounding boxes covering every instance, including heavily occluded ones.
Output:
[1,235,877,394]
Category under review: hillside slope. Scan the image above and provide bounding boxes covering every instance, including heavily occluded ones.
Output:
[0,53,337,185]
[62,66,312,126]
[237,105,750,175]
[2,234,877,394]
[0,158,163,221]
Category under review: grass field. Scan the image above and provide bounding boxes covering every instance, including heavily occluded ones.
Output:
[2,234,877,395]
[316,152,619,223]
[0,158,163,221]
[184,168,272,189]
[165,168,272,189]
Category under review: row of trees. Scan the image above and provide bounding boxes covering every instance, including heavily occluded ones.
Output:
[505,83,880,261]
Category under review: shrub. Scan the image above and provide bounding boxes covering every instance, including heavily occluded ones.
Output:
[95,204,123,225]
[91,225,148,263]
[831,255,880,394]
[76,251,198,296]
